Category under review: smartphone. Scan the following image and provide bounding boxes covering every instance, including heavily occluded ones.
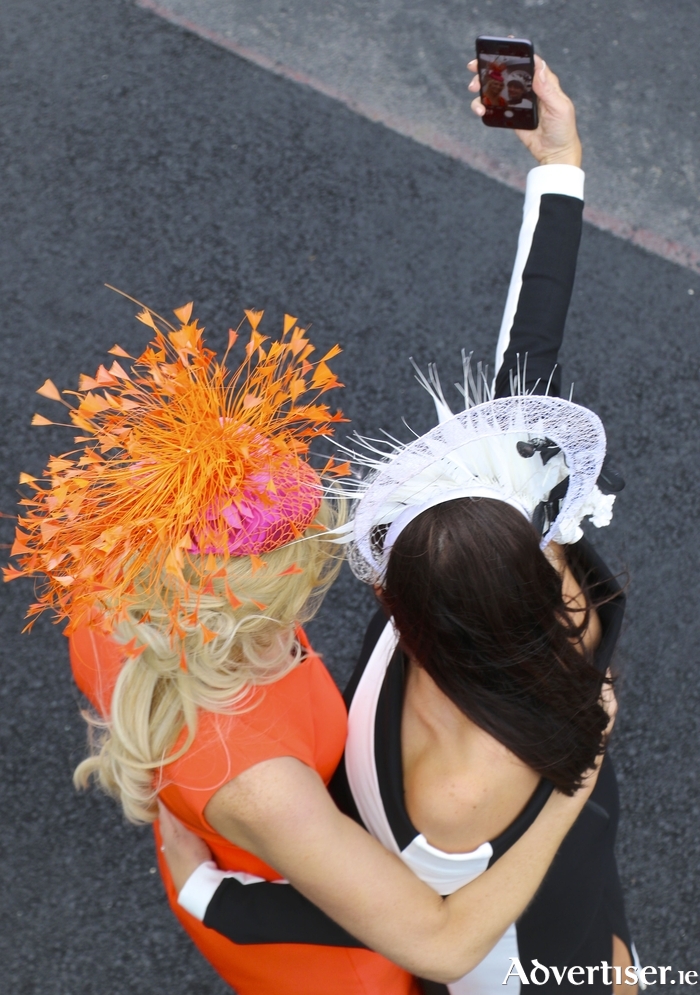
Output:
[476,36,538,130]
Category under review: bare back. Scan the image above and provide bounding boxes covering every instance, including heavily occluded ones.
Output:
[402,547,601,854]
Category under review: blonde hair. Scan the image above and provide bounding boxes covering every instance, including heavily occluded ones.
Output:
[74,499,345,824]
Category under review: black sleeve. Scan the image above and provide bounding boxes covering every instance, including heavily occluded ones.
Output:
[203,877,366,947]
[494,192,583,399]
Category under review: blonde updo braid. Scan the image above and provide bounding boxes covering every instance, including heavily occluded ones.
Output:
[74,498,344,824]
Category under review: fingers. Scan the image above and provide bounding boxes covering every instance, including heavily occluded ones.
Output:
[600,671,618,742]
[467,59,485,117]
[602,670,618,716]
[157,799,180,829]
[602,686,618,727]
[157,799,175,830]
[466,58,478,73]
[157,799,191,843]
[156,799,215,900]
[532,54,554,92]
[570,674,618,795]
[531,54,567,107]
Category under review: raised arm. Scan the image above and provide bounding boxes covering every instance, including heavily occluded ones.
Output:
[493,165,583,398]
[467,56,584,398]
[160,57,603,985]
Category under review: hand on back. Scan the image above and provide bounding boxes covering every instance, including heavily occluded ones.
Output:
[158,801,213,892]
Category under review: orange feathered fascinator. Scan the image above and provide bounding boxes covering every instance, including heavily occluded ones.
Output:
[4,299,350,633]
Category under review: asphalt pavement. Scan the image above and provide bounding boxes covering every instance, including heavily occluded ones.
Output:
[1,1,699,992]
[139,0,700,272]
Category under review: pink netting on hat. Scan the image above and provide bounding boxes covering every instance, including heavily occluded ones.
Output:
[189,457,322,556]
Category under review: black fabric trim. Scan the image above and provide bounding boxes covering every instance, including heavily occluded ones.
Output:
[327,607,388,825]
[342,606,389,709]
[514,754,630,986]
[495,193,583,399]
[377,657,556,866]
[375,648,418,851]
[488,778,554,865]
[327,749,363,824]
[418,981,450,995]
[203,877,366,948]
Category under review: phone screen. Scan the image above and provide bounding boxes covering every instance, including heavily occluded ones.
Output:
[476,37,538,130]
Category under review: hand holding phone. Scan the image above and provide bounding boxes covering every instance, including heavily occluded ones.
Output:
[476,36,538,130]
[467,51,582,168]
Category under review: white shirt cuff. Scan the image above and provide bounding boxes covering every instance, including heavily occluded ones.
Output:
[526,163,585,201]
[177,861,227,921]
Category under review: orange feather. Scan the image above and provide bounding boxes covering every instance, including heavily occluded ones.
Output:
[249,555,267,574]
[278,564,303,576]
[7,307,344,630]
[36,379,62,402]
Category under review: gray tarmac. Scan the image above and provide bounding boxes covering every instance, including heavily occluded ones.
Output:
[140,0,700,271]
[0,0,699,992]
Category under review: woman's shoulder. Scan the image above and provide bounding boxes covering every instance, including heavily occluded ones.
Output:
[68,619,124,715]
[167,633,347,796]
[68,619,347,803]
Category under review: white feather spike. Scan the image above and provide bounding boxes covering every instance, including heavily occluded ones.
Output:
[399,418,422,441]
[411,358,453,424]
[331,354,613,585]
[455,351,494,410]
[381,426,415,447]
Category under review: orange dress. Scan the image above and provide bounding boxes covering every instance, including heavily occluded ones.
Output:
[69,623,419,995]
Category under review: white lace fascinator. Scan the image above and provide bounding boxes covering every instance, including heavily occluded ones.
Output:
[338,360,620,585]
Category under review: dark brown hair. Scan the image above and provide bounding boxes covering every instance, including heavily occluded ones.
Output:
[381,498,608,794]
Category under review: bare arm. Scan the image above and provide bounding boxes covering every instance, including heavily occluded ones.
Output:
[201,750,606,984]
